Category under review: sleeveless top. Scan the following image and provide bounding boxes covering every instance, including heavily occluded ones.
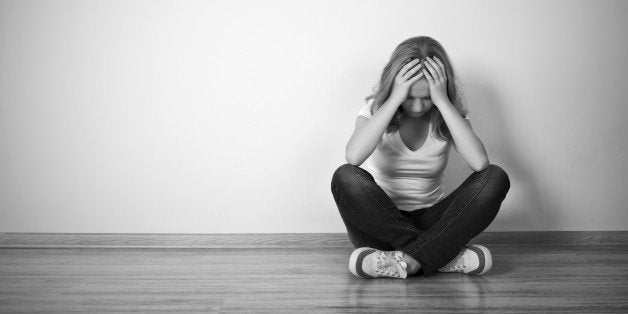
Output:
[356,99,453,211]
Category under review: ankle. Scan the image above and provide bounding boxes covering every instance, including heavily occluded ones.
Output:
[402,253,421,274]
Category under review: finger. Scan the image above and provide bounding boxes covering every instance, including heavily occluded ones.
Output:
[409,70,425,82]
[403,63,423,79]
[427,57,445,82]
[399,59,421,78]
[433,57,447,80]
[425,57,442,82]
[423,60,439,82]
[422,68,434,85]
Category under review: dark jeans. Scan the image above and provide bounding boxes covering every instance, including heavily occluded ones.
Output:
[330,163,510,277]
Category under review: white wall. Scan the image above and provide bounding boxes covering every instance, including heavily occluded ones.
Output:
[1,0,627,233]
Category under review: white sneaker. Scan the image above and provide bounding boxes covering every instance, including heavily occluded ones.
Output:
[437,244,492,275]
[349,247,409,279]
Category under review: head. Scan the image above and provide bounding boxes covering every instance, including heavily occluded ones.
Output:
[365,36,468,142]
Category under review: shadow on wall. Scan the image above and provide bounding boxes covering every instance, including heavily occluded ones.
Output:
[443,65,558,231]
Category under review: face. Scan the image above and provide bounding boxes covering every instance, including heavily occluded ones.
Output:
[401,78,433,118]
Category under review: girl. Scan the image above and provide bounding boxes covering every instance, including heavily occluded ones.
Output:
[331,36,510,279]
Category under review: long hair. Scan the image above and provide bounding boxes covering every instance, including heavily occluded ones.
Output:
[365,36,468,142]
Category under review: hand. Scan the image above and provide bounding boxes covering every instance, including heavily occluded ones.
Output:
[422,56,450,107]
[389,58,424,104]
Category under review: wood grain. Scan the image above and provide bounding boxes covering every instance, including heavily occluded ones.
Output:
[1,231,627,248]
[0,232,627,312]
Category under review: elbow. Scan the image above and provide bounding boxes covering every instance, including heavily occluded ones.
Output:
[471,157,490,172]
[345,154,362,167]
[345,150,363,167]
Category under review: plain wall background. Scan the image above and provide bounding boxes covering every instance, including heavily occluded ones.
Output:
[1,0,627,233]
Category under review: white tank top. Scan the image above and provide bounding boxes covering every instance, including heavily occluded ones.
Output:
[356,99,452,211]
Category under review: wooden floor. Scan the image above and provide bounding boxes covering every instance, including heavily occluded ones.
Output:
[1,232,627,313]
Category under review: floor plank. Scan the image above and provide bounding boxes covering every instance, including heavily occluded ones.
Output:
[1,234,627,312]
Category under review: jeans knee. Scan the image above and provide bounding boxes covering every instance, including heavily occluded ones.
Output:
[331,163,355,192]
[331,163,372,194]
[486,164,510,195]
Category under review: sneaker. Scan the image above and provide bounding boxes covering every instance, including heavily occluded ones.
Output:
[437,244,492,275]
[349,247,408,279]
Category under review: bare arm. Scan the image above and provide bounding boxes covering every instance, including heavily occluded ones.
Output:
[438,100,489,171]
[345,58,424,166]
[423,56,489,171]
[345,98,402,166]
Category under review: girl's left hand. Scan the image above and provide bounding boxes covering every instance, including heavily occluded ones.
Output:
[422,56,450,107]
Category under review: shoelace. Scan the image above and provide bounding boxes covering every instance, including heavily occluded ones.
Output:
[439,249,467,272]
[375,251,408,277]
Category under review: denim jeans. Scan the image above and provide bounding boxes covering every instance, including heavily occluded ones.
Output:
[330,163,510,277]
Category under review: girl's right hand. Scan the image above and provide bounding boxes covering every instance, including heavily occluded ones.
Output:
[389,58,424,104]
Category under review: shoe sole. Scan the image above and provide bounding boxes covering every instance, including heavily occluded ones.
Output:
[349,247,377,279]
[466,244,492,275]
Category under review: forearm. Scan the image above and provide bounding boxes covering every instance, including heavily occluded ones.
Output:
[345,98,401,165]
[436,100,489,171]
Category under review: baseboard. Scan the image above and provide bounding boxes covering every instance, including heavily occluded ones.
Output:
[0,231,627,249]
